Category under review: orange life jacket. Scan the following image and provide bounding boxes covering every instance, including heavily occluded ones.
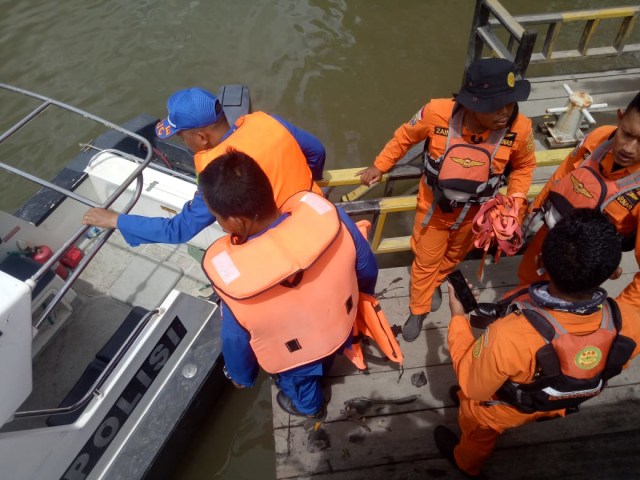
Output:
[343,293,404,370]
[423,105,508,228]
[543,138,640,229]
[202,192,358,374]
[342,219,404,370]
[193,112,322,206]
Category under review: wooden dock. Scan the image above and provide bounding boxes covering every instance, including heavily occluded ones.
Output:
[271,253,640,479]
[270,72,640,479]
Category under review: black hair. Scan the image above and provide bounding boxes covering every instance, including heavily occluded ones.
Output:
[624,91,640,116]
[542,209,621,295]
[198,148,277,220]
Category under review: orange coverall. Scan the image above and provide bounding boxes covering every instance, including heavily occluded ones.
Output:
[518,126,640,307]
[374,99,536,314]
[448,296,640,476]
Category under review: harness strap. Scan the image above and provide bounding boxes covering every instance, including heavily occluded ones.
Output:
[421,192,440,227]
[579,138,613,168]
[519,300,614,340]
[451,202,473,230]
[605,297,622,332]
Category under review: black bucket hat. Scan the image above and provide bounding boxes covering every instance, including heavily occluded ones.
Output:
[456,58,531,113]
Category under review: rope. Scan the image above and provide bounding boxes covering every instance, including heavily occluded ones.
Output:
[471,193,526,278]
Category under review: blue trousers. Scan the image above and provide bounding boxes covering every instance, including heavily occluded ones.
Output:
[275,354,335,415]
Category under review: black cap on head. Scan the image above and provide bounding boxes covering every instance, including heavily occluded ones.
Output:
[456,58,531,113]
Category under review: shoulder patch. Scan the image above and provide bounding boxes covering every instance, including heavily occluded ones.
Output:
[472,335,484,358]
[500,131,517,147]
[526,132,534,152]
[434,126,449,137]
[409,107,424,126]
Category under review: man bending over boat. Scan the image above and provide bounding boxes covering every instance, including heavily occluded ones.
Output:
[438,209,640,478]
[82,87,325,246]
[518,90,640,308]
[198,149,378,422]
[357,58,536,343]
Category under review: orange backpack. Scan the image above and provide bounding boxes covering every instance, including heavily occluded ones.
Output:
[544,138,640,227]
[423,105,508,229]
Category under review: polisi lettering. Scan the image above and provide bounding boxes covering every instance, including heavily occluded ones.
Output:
[61,317,187,480]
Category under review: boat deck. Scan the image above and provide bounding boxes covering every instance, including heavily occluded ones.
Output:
[271,253,640,480]
[271,71,640,479]
[1,231,213,433]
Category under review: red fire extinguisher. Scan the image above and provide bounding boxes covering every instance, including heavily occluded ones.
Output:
[31,245,69,279]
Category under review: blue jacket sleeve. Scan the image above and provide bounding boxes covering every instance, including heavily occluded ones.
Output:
[337,207,378,295]
[116,191,216,246]
[270,114,326,180]
[220,301,259,387]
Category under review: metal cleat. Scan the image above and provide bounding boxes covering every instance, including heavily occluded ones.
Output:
[542,84,608,148]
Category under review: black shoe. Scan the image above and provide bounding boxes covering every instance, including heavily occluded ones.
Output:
[431,286,443,312]
[434,425,487,479]
[402,313,427,342]
[276,391,326,421]
[450,385,461,407]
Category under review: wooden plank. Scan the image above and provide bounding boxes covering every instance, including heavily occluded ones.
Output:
[308,428,640,480]
[273,385,640,479]
[271,254,640,479]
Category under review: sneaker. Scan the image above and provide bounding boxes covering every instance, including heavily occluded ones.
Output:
[431,286,443,312]
[434,425,487,479]
[276,391,326,421]
[402,313,427,342]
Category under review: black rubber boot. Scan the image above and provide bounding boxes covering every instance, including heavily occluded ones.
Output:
[401,313,427,342]
[431,285,443,312]
[434,425,487,479]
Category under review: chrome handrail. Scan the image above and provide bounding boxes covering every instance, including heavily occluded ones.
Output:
[0,83,156,325]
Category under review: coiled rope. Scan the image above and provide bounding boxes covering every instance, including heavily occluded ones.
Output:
[471,193,526,278]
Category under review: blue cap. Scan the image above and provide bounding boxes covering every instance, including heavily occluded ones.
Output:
[155,87,223,138]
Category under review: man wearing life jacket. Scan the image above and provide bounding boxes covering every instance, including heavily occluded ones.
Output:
[435,209,640,478]
[199,150,378,421]
[518,91,640,308]
[82,87,325,246]
[358,58,536,342]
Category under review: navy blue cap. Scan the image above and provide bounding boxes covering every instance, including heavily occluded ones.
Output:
[456,58,531,113]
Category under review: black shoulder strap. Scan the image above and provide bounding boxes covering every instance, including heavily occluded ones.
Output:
[521,307,556,343]
[496,287,529,315]
[606,297,622,332]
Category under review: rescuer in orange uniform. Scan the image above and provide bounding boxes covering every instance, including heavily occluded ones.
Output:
[518,91,640,307]
[436,209,640,477]
[358,58,536,342]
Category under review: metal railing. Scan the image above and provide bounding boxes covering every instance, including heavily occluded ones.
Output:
[321,148,571,255]
[0,83,153,327]
[465,0,537,76]
[467,0,640,76]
